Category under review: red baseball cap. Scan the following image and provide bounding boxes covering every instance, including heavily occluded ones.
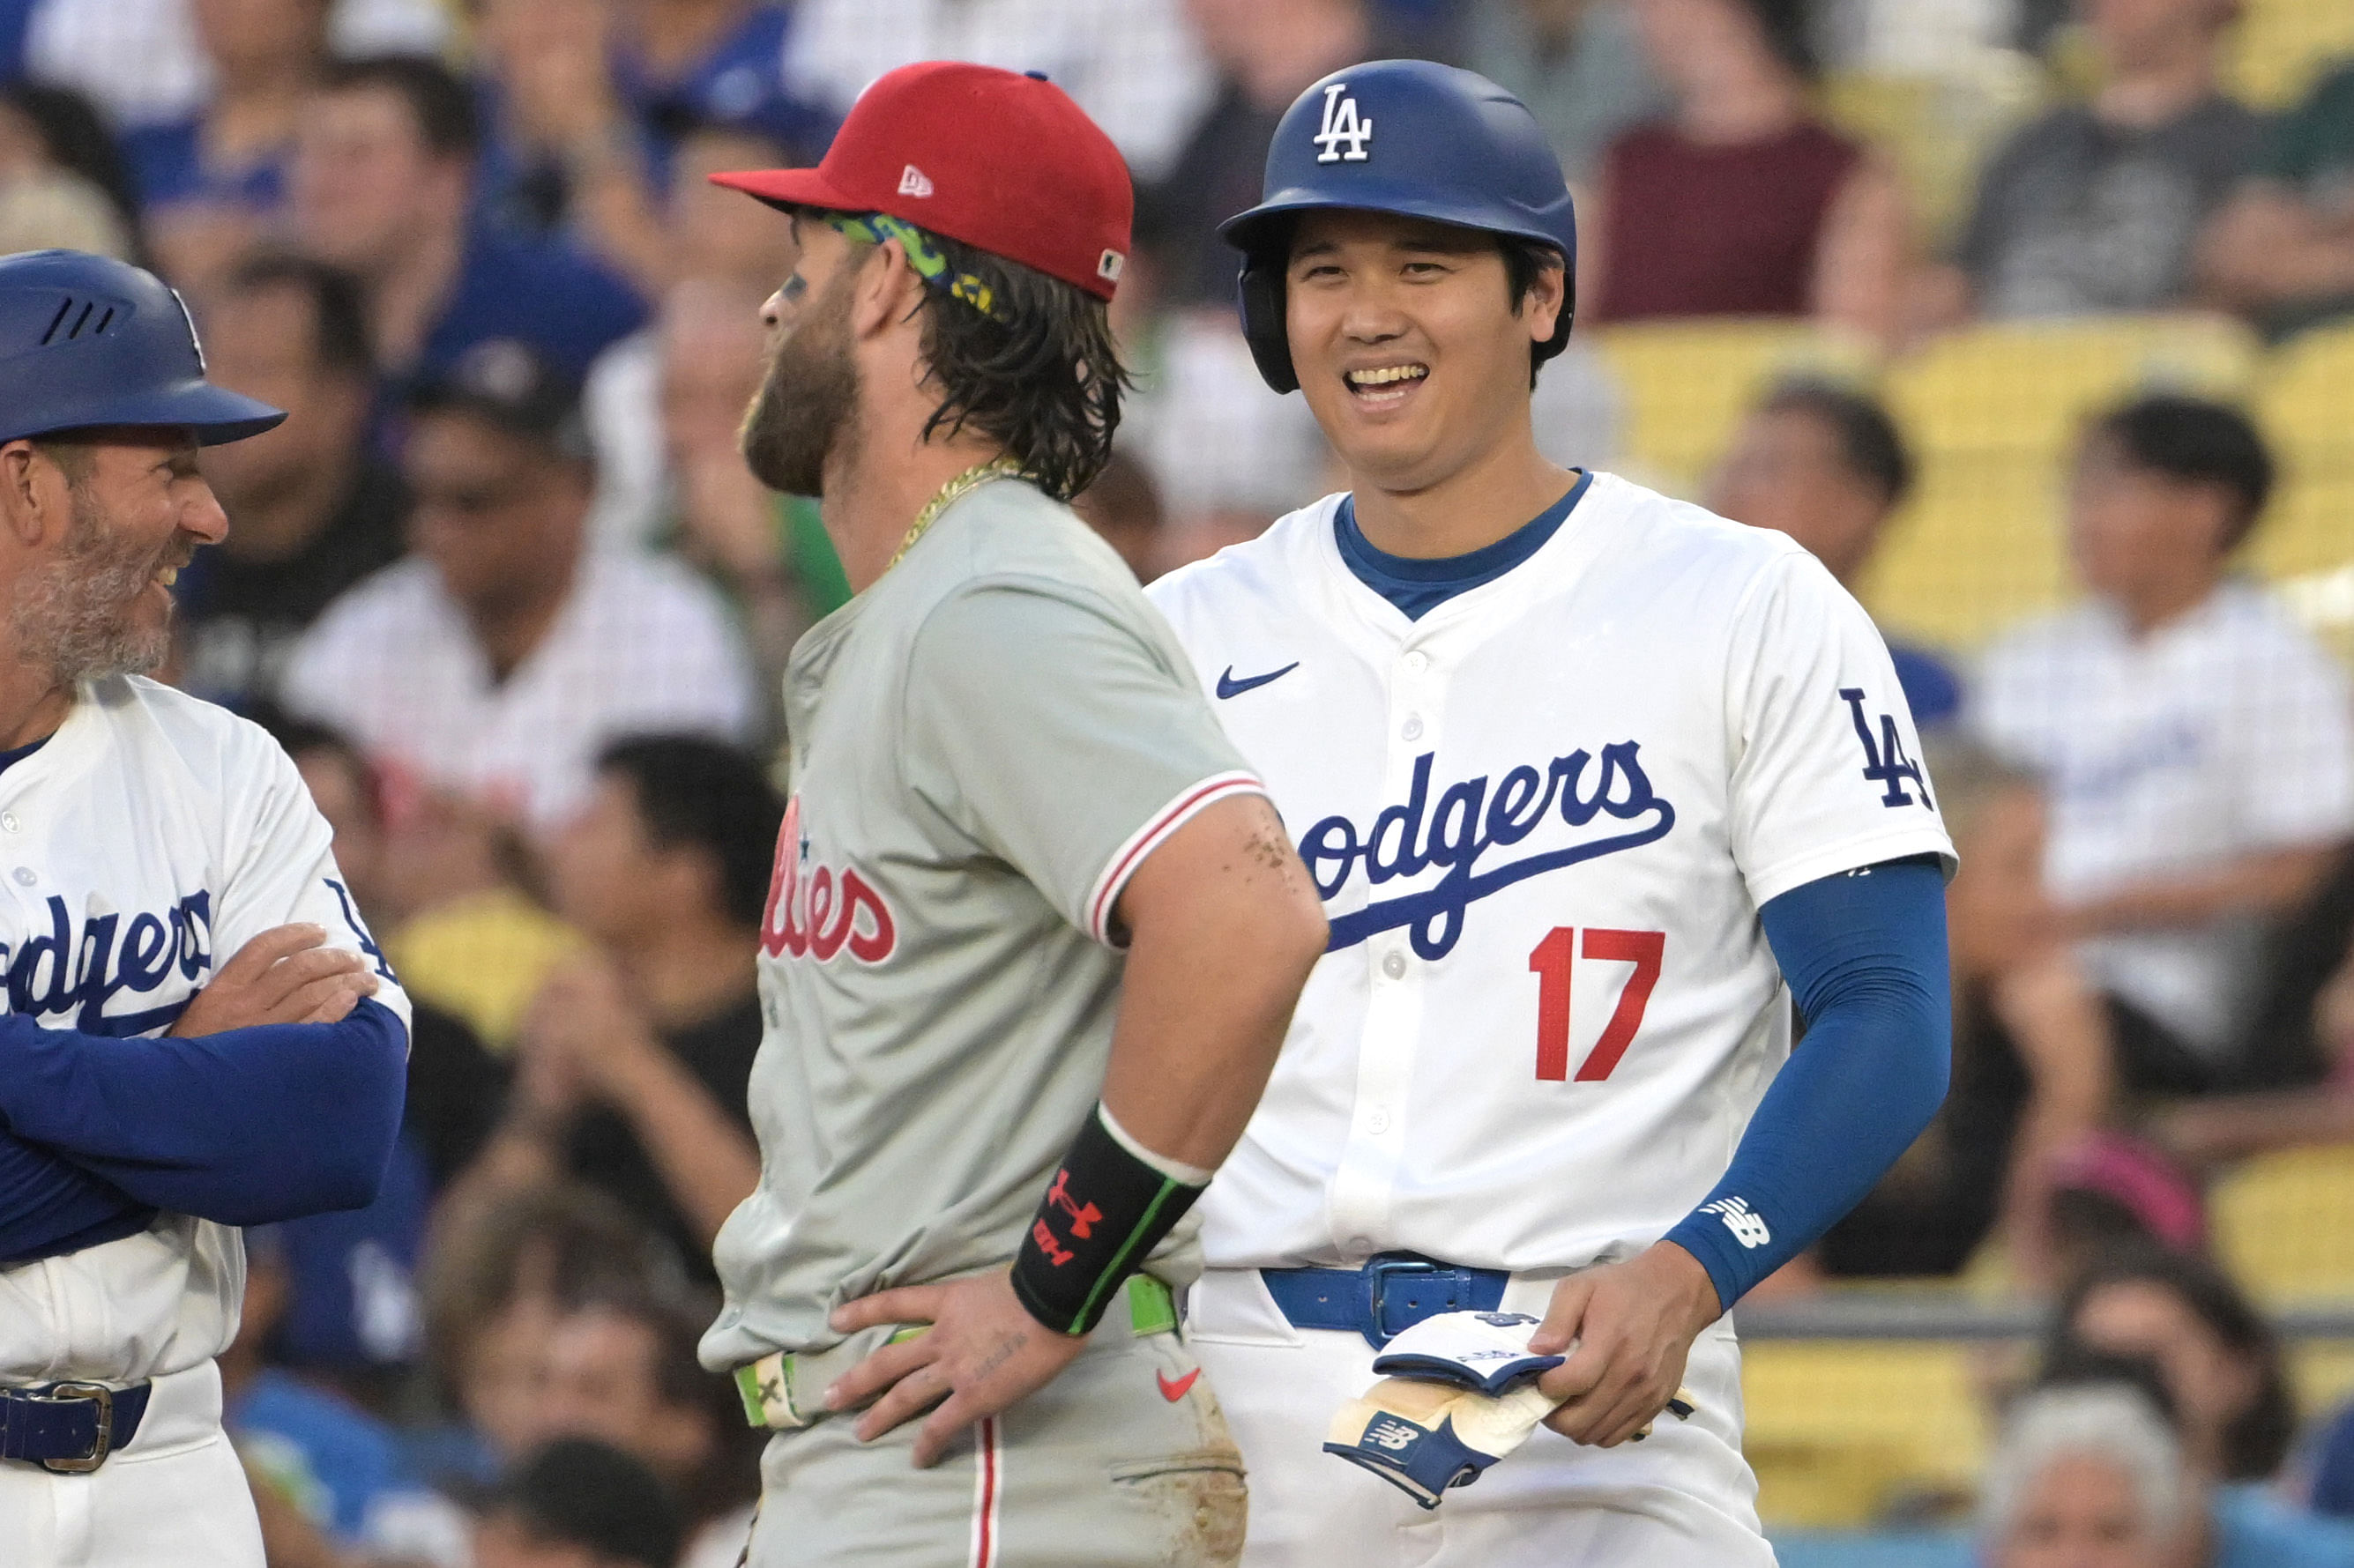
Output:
[709,61,1132,301]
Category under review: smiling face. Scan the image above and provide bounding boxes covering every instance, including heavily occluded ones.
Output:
[1284,210,1562,496]
[8,428,226,686]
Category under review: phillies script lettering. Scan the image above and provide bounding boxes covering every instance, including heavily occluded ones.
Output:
[1305,742,1675,960]
[759,797,897,963]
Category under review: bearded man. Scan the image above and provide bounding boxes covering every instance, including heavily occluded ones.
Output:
[693,63,1330,1568]
[0,249,411,1564]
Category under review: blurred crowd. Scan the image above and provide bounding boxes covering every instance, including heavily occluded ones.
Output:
[0,0,2350,1562]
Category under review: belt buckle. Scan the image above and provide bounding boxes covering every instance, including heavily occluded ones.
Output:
[30,1382,112,1474]
[1363,1256,1453,1349]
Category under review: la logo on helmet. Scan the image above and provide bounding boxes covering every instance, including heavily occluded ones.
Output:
[1313,83,1372,163]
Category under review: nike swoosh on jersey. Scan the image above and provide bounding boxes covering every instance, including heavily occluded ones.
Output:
[1216,662,1299,699]
[1157,1367,1202,1402]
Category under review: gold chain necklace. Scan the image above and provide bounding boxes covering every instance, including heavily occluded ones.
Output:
[884,457,1029,574]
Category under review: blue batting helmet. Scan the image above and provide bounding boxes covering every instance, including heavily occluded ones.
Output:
[1221,61,1577,395]
[0,249,286,447]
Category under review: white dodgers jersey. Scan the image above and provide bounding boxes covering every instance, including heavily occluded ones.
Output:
[1146,473,1953,1274]
[0,676,409,1384]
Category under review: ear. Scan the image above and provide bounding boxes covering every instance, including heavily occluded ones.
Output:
[850,239,926,342]
[0,440,61,547]
[1523,256,1568,346]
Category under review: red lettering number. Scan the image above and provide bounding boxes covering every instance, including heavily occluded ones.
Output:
[1528,927,1576,1080]
[1527,926,1665,1082]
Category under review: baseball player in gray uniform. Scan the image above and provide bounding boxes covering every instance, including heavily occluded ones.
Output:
[698,63,1330,1568]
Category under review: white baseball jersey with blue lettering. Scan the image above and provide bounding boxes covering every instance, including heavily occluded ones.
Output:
[1145,472,1952,1274]
[0,675,409,1386]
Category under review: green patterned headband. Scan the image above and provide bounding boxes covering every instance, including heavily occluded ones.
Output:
[820,211,1009,323]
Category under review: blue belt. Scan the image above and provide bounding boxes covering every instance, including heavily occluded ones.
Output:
[0,1381,150,1473]
[1262,1254,1511,1349]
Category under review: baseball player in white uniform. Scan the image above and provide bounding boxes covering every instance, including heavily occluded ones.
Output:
[1146,64,1958,1564]
[0,250,412,1567]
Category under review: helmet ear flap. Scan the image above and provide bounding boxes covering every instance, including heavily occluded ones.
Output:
[1236,257,1298,395]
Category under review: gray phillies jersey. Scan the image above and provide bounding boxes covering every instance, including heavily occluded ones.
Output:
[701,478,1263,1371]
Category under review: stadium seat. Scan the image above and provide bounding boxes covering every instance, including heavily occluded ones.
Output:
[2253,322,2354,583]
[1884,315,2261,458]
[1821,62,2045,251]
[2227,0,2354,110]
[1589,320,1880,500]
[2213,1145,2354,1301]
[1741,1340,1990,1528]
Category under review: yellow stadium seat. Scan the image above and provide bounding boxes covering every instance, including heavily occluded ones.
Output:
[1821,63,2046,251]
[1886,315,2261,458]
[1741,1340,1992,1528]
[2294,1341,2354,1421]
[2252,322,2354,586]
[1590,320,1880,500]
[1863,452,2073,649]
[2228,0,2354,110]
[2212,1145,2354,1301]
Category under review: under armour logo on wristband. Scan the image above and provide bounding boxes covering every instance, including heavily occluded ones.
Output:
[1701,1196,1771,1248]
[1045,1170,1101,1238]
[1030,1219,1076,1267]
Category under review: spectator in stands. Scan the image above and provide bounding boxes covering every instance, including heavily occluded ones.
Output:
[120,0,328,287]
[2152,850,2354,1164]
[1710,378,1961,726]
[0,81,143,253]
[178,253,405,710]
[1918,0,2260,323]
[1072,448,1168,583]
[538,1289,760,1568]
[1140,0,1385,310]
[21,0,448,134]
[469,0,665,297]
[2052,1247,2295,1486]
[226,1226,463,1559]
[786,0,1211,187]
[1803,739,2116,1289]
[451,737,772,1280]
[1980,1375,2186,1568]
[2199,60,2354,338]
[421,1184,670,1481]
[1983,1348,2354,1568]
[279,338,756,837]
[1584,0,1908,338]
[665,123,798,294]
[622,1,830,158]
[1972,396,2354,1094]
[287,55,647,401]
[1458,0,1668,185]
[473,1438,684,1568]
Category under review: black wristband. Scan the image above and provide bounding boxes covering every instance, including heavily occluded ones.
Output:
[1009,1107,1205,1335]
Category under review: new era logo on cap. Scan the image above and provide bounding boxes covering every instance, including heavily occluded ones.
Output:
[705,62,1133,301]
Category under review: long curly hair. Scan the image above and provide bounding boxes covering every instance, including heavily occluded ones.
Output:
[911,231,1131,502]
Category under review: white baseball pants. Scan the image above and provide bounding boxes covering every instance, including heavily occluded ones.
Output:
[0,1360,263,1568]
[1187,1267,1777,1568]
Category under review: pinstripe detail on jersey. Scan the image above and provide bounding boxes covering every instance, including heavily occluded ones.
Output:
[1084,770,1266,942]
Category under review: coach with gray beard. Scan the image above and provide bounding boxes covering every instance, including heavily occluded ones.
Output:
[0,249,409,1565]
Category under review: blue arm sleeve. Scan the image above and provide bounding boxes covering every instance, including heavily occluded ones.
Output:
[0,1135,154,1264]
[1661,858,1951,1309]
[0,999,409,1228]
